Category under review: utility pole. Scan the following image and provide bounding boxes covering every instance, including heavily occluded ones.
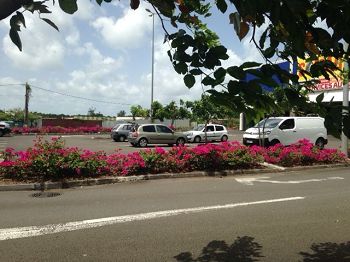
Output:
[24,82,31,127]
[341,43,349,157]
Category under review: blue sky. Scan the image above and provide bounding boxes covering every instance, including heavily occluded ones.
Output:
[0,1,263,116]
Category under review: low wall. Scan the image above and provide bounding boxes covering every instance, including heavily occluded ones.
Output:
[42,119,102,128]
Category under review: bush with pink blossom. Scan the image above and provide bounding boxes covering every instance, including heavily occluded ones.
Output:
[11,126,111,135]
[0,138,347,182]
[261,139,346,167]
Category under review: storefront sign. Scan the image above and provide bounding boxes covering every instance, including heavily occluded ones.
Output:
[297,57,344,91]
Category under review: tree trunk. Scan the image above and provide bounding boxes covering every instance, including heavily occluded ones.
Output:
[0,0,32,21]
[204,121,208,144]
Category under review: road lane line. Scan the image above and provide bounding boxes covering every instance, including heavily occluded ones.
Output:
[0,196,304,241]
[235,176,344,185]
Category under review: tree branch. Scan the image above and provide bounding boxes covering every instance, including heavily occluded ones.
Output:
[151,4,170,37]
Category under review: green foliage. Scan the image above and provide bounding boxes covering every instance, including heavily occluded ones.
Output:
[87,107,103,117]
[0,107,39,122]
[2,0,350,137]
[130,105,149,120]
[58,0,78,14]
[117,110,126,117]
[151,101,165,121]
[184,94,231,123]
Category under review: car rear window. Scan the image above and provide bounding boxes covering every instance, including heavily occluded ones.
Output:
[122,125,132,130]
[215,125,224,131]
[142,125,156,132]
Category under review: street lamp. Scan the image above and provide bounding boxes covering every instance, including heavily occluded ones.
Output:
[146,9,155,120]
[341,42,349,157]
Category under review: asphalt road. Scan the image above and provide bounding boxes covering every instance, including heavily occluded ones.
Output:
[0,167,349,261]
[0,131,343,154]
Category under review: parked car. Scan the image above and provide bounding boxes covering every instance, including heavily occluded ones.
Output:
[0,121,11,137]
[111,123,134,142]
[184,124,229,143]
[128,124,187,147]
[242,116,328,148]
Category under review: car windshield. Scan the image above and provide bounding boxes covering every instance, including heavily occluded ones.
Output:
[254,118,282,128]
[193,125,204,131]
[112,124,120,130]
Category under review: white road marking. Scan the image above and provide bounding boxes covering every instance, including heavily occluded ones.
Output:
[0,197,304,241]
[235,176,344,186]
[57,135,88,138]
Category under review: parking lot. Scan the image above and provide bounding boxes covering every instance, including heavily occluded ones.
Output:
[0,131,343,155]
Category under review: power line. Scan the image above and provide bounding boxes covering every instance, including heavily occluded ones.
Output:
[0,83,24,86]
[0,83,132,106]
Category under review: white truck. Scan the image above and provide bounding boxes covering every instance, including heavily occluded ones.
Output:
[243,117,328,148]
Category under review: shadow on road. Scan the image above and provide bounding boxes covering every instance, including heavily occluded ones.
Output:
[174,236,350,262]
[174,236,263,262]
[299,241,350,261]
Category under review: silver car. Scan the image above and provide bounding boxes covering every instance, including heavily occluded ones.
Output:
[111,123,133,142]
[128,124,187,147]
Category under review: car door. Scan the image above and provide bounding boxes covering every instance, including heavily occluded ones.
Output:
[156,125,175,144]
[122,124,132,137]
[204,125,215,141]
[214,125,225,140]
[278,119,297,145]
[141,125,158,143]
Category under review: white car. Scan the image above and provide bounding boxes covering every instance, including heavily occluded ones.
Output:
[184,124,228,143]
[243,117,328,148]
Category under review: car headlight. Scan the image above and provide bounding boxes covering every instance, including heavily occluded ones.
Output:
[187,132,193,136]
[263,131,271,135]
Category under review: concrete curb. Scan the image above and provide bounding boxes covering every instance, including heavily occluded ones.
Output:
[0,162,349,191]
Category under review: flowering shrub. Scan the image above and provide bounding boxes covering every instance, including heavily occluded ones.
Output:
[0,137,110,181]
[254,139,346,166]
[11,126,111,135]
[0,138,347,182]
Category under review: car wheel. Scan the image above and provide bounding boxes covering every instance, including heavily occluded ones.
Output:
[176,137,186,146]
[315,138,325,149]
[112,137,118,142]
[118,135,126,142]
[0,130,3,137]
[221,135,228,142]
[270,139,280,146]
[194,136,201,143]
[138,138,148,148]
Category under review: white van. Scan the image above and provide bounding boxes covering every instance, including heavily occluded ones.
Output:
[243,117,328,148]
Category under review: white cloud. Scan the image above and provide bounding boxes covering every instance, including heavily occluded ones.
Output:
[0,78,25,110]
[92,6,152,49]
[1,4,76,70]
[75,1,96,20]
[65,30,80,46]
[3,32,65,70]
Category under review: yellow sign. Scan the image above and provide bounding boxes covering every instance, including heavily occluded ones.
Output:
[297,57,344,91]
